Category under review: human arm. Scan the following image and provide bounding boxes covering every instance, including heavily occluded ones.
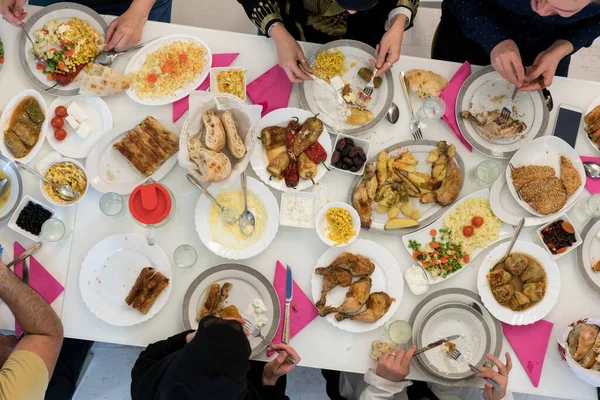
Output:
[480,352,513,400]
[357,345,416,400]
[104,0,155,51]
[0,0,26,26]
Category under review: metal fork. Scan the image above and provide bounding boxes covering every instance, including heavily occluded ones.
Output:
[448,347,502,390]
[243,320,296,365]
[399,71,423,140]
[508,163,523,200]
[500,86,518,122]
[362,67,378,96]
[94,40,152,67]
[20,25,48,68]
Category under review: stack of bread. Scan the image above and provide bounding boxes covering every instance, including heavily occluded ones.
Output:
[567,322,600,371]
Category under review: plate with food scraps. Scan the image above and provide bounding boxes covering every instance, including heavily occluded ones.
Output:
[47,96,113,158]
[298,39,393,136]
[19,2,108,96]
[85,117,179,195]
[250,107,332,192]
[456,66,549,159]
[0,36,5,79]
[505,136,585,218]
[583,95,600,155]
[79,233,173,326]
[402,189,513,285]
[182,263,280,358]
[125,34,212,106]
[0,155,22,223]
[311,239,404,333]
[477,241,560,326]
[0,89,48,164]
[194,176,279,260]
[576,217,600,295]
[348,140,465,236]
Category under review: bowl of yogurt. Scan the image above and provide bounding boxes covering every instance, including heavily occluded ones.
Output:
[406,265,429,295]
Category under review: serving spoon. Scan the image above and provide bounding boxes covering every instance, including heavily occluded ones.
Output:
[493,217,525,269]
[583,161,600,179]
[186,173,239,224]
[15,161,79,201]
[239,171,255,236]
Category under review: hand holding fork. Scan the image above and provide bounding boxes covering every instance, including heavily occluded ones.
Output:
[243,320,298,366]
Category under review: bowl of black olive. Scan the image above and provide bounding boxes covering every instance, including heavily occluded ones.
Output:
[330,134,370,175]
[8,195,55,241]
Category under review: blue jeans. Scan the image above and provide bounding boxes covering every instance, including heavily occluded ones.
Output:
[28,0,172,23]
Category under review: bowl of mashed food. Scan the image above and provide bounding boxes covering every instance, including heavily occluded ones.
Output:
[40,158,88,206]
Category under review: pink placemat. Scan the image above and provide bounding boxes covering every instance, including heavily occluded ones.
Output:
[502,320,553,387]
[581,156,600,194]
[247,65,291,117]
[172,53,239,122]
[267,261,318,355]
[14,242,64,338]
[439,62,473,151]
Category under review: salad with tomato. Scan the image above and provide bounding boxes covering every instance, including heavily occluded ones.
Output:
[0,38,4,64]
[408,228,471,279]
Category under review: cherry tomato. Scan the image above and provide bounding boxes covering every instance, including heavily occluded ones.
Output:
[178,53,188,62]
[462,225,475,237]
[161,60,176,73]
[464,254,471,263]
[64,48,75,57]
[36,63,45,70]
[54,128,67,141]
[472,216,484,228]
[429,229,437,237]
[55,106,68,118]
[147,73,158,84]
[51,116,64,129]
[0,56,4,64]
[47,73,55,81]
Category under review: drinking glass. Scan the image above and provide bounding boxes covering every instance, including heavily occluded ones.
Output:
[41,218,66,242]
[415,97,446,127]
[174,245,197,269]
[576,194,600,220]
[99,192,124,216]
[468,160,500,186]
[386,320,412,344]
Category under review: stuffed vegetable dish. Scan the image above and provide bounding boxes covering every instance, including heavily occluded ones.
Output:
[4,97,45,158]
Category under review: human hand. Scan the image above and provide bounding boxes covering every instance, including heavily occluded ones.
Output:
[262,343,301,386]
[375,344,416,382]
[490,40,525,87]
[481,352,512,400]
[0,334,17,365]
[104,4,149,51]
[270,24,312,83]
[519,40,573,91]
[0,0,27,26]
[370,14,406,77]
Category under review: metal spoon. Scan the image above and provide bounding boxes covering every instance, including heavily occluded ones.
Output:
[0,179,8,198]
[584,161,600,179]
[186,173,239,224]
[385,102,399,124]
[15,161,79,201]
[239,171,255,236]
[493,217,525,268]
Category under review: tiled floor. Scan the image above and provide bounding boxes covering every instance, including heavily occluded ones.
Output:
[74,1,598,399]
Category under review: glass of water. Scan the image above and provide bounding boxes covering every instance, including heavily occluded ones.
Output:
[577,194,600,220]
[415,97,446,127]
[41,218,66,242]
[469,160,500,186]
[387,320,412,344]
[174,245,197,269]
[99,192,124,216]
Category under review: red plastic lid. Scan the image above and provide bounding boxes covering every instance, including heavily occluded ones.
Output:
[129,182,172,225]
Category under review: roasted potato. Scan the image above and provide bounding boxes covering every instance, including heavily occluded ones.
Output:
[397,151,418,166]
[387,203,401,219]
[447,144,456,159]
[432,163,448,181]
[408,172,437,190]
[376,151,387,187]
[399,199,413,218]
[394,162,417,173]
[384,218,419,230]
[427,148,439,163]
[396,172,421,197]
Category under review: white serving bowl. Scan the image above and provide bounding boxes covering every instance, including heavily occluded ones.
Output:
[536,214,582,261]
[330,133,371,176]
[315,201,361,247]
[8,195,56,241]
[558,317,600,387]
[39,158,89,207]
[210,67,246,101]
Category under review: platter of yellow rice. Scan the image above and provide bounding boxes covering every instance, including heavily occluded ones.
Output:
[125,34,212,106]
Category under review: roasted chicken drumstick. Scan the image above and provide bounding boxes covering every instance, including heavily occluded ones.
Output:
[315,253,375,277]
[336,292,395,323]
[319,277,372,317]
[316,267,353,309]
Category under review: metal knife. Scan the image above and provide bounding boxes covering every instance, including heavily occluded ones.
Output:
[414,335,460,356]
[282,265,293,344]
[22,256,30,285]
[6,242,42,269]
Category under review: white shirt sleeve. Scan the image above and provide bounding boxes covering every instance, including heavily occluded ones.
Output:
[358,369,411,400]
[385,7,413,31]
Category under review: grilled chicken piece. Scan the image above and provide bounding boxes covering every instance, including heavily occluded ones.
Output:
[353,181,373,229]
[434,159,462,206]
[461,110,527,138]
[319,277,372,317]
[316,267,353,309]
[315,253,375,277]
[336,292,395,323]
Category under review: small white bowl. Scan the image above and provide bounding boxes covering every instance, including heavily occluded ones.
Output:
[8,195,56,241]
[315,201,361,247]
[537,214,582,260]
[210,67,246,101]
[330,133,371,176]
[39,158,89,207]
[280,191,317,229]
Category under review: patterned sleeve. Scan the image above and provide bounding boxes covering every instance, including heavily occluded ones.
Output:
[398,0,419,29]
[236,0,284,37]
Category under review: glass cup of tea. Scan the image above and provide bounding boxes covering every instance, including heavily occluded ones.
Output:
[386,320,412,344]
[468,160,500,187]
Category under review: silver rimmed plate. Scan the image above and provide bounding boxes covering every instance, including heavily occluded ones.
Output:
[348,140,465,235]
[417,303,491,380]
[298,39,393,136]
[577,217,600,294]
[19,3,108,96]
[584,95,600,155]
[407,288,502,387]
[182,263,280,358]
[456,66,549,159]
[0,155,22,223]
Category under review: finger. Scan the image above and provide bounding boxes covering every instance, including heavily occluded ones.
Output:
[104,21,119,50]
[486,353,507,375]
[400,345,416,369]
[368,59,376,68]
[270,343,301,362]
[1,10,23,26]
[505,352,513,373]
[517,82,542,92]
[393,349,406,366]
[104,31,124,52]
[494,59,509,84]
[510,56,525,85]
[298,50,313,73]
[477,368,502,381]
[502,58,520,86]
[289,62,311,81]
[375,44,388,69]
[12,2,23,18]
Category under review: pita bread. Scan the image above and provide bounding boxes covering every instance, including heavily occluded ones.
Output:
[79,64,132,97]
[405,69,448,99]
[189,139,231,183]
[369,341,396,360]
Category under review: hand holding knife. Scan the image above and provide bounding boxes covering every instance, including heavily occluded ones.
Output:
[414,335,460,356]
[282,265,293,344]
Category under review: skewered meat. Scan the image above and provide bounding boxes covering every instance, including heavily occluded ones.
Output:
[461,110,526,138]
[315,253,375,277]
[336,292,395,323]
[316,267,353,309]
[319,277,372,317]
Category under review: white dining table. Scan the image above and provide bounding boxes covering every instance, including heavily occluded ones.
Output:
[0,9,599,400]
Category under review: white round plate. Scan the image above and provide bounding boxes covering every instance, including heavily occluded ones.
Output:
[182,263,280,358]
[477,241,560,326]
[46,96,112,158]
[250,108,332,192]
[0,89,48,164]
[577,217,600,294]
[311,239,404,333]
[0,155,22,223]
[505,136,585,217]
[194,177,279,260]
[18,3,108,96]
[79,233,173,326]
[401,188,513,284]
[584,95,600,155]
[490,173,564,227]
[124,34,212,106]
[85,118,179,195]
[456,66,549,159]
